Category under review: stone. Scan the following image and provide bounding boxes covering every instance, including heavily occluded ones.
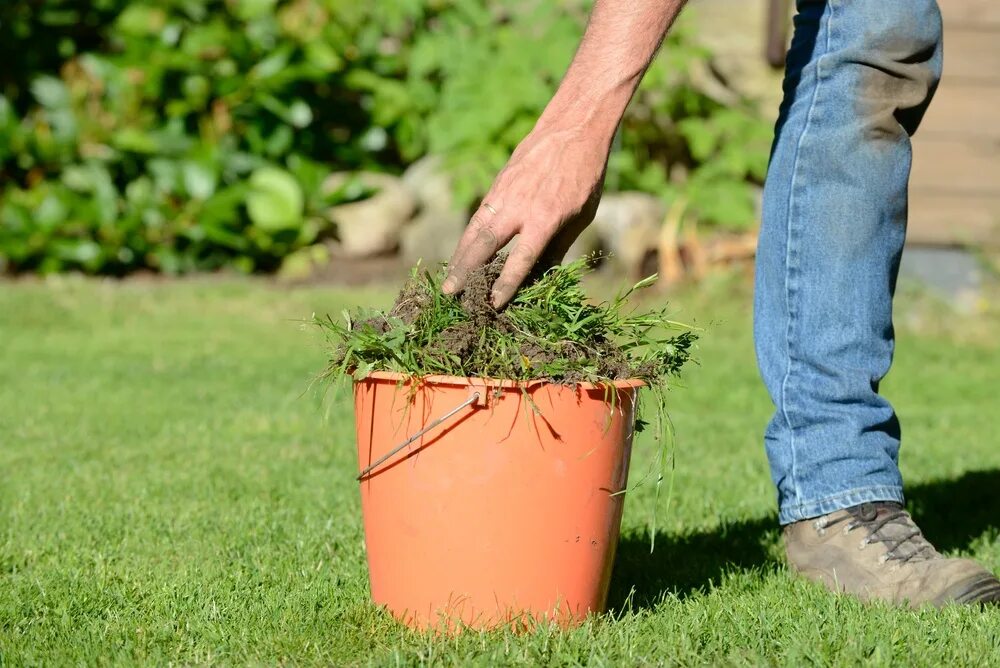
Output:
[325,172,416,258]
[397,155,468,264]
[400,207,467,265]
[401,155,455,213]
[589,192,666,278]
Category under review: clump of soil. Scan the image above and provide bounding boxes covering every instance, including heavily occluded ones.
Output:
[435,322,479,361]
[454,255,504,328]
[387,277,433,325]
[319,254,696,385]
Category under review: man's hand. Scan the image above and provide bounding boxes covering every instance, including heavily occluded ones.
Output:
[440,0,688,307]
[442,124,610,308]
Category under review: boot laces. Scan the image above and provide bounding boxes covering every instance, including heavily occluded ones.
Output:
[820,502,937,564]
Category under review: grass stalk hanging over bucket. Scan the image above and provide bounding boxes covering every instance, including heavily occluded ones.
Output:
[314,256,697,630]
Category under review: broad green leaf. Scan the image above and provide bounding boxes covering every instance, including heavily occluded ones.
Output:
[115,5,167,36]
[234,0,278,21]
[287,100,313,129]
[303,42,343,72]
[246,167,303,232]
[182,162,218,200]
[30,76,70,110]
[113,128,159,154]
[35,194,69,229]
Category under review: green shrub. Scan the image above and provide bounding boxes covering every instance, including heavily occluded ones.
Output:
[0,0,770,275]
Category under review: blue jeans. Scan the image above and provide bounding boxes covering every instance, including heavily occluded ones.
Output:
[754,0,944,525]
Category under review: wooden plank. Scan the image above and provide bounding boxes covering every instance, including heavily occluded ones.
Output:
[941,28,1000,84]
[907,192,1000,246]
[919,81,1000,140]
[941,0,1000,29]
[911,136,1000,196]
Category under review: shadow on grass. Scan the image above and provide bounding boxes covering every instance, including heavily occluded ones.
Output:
[907,469,1000,553]
[609,469,1000,610]
[608,515,780,610]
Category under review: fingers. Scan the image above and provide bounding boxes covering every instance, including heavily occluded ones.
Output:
[540,224,585,267]
[491,236,544,308]
[491,222,587,307]
[442,204,511,295]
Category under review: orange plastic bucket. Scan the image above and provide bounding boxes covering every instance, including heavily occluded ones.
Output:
[352,370,643,630]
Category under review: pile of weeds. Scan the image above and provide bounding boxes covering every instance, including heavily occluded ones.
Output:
[315,255,699,541]
[314,255,697,388]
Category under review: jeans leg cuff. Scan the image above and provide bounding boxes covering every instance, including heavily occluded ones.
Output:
[778,486,904,525]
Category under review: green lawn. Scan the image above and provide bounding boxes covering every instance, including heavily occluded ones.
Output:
[2,274,1000,666]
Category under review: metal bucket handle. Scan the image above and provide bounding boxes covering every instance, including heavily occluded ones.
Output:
[356,391,482,481]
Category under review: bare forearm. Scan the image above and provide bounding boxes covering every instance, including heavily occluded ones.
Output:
[537,0,688,142]
[443,0,687,303]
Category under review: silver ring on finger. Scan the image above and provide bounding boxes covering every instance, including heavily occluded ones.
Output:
[483,202,498,216]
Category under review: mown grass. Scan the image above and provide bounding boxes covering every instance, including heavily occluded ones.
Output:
[2,273,1000,666]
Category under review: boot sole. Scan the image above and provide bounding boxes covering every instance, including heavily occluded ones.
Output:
[947,575,1000,606]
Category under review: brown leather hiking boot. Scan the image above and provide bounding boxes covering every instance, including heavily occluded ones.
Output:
[784,501,1000,608]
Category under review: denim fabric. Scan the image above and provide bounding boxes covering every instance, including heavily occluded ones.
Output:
[754,0,944,525]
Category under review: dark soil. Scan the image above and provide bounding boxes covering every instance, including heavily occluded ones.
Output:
[387,276,433,325]
[456,255,505,329]
[436,322,479,361]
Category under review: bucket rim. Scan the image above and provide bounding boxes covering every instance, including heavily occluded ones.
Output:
[355,370,646,391]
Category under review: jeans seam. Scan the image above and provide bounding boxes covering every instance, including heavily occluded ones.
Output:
[780,2,834,510]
